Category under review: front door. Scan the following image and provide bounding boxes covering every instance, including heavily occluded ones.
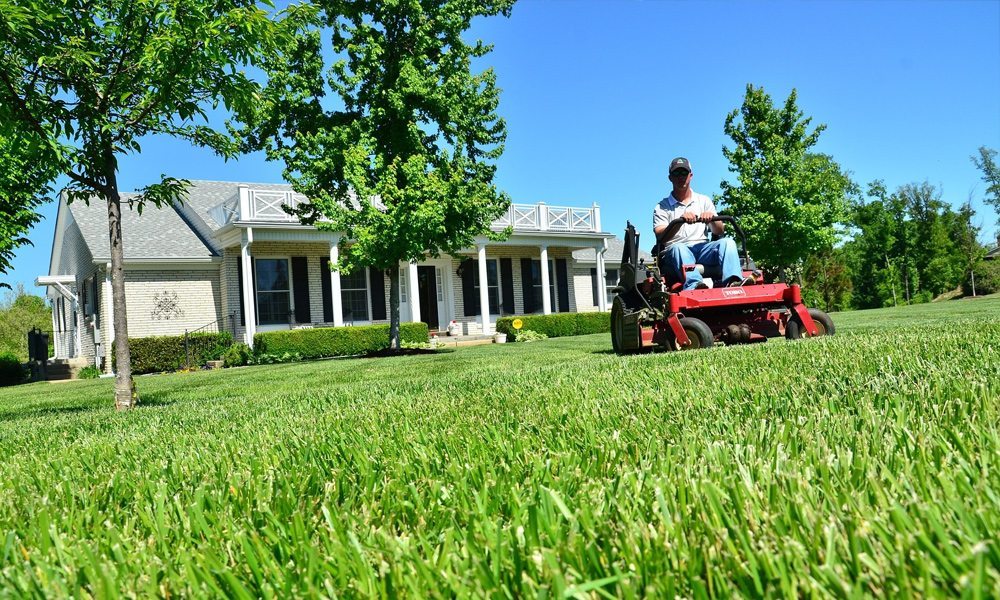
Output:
[417,266,439,330]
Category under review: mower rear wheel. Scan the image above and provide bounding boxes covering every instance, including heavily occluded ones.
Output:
[786,308,835,340]
[611,297,624,354]
[675,317,714,351]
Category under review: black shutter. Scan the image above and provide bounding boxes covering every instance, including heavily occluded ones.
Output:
[500,258,514,315]
[369,267,386,321]
[591,268,599,307]
[291,257,311,323]
[320,257,332,323]
[461,259,478,316]
[81,278,87,316]
[94,277,100,328]
[556,258,570,313]
[521,258,535,314]
[237,260,245,325]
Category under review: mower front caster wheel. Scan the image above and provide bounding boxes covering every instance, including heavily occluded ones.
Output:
[674,317,714,351]
[786,308,835,340]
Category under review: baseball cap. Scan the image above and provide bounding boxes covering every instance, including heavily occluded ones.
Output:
[669,157,692,174]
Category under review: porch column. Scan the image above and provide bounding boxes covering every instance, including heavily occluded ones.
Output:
[477,243,491,334]
[407,261,421,323]
[595,243,608,312]
[540,244,551,315]
[49,298,59,359]
[73,297,81,358]
[329,242,344,326]
[240,228,257,347]
[104,264,114,369]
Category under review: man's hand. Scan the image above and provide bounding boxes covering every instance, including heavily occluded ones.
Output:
[698,211,715,223]
[682,211,698,223]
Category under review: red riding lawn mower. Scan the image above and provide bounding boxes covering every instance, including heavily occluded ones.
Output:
[610,216,834,354]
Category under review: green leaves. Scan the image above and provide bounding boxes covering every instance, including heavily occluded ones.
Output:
[0,121,61,283]
[720,85,853,278]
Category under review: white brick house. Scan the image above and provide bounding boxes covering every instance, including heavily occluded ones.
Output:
[38,180,615,372]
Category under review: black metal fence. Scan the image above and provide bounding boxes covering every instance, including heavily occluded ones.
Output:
[27,327,51,381]
[183,312,237,369]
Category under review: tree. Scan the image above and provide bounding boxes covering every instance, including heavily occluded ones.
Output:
[801,247,852,313]
[971,146,1000,233]
[0,284,52,360]
[719,85,852,280]
[0,0,281,409]
[0,121,61,288]
[243,0,513,350]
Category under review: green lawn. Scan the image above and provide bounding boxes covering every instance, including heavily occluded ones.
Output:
[1,299,998,597]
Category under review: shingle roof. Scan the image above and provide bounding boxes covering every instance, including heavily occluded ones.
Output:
[68,192,217,261]
[573,237,653,265]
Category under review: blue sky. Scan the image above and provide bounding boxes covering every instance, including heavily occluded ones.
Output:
[6,0,999,295]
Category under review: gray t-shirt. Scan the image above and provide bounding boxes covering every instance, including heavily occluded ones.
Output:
[653,191,717,248]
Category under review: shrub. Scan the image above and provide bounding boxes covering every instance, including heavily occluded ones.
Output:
[118,332,234,375]
[77,365,101,380]
[0,351,28,387]
[254,323,429,359]
[252,352,303,365]
[514,329,548,342]
[495,312,609,341]
[223,343,252,368]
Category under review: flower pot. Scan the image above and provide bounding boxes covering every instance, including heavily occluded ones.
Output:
[494,333,507,344]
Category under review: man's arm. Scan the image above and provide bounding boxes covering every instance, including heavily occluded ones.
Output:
[702,198,725,236]
[708,217,725,237]
[654,221,683,243]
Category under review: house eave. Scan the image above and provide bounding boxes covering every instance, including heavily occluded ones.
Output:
[90,256,222,270]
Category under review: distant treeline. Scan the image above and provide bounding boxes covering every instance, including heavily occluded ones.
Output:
[802,181,999,312]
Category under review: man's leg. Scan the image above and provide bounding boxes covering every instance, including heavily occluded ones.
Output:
[692,238,744,285]
[662,244,702,290]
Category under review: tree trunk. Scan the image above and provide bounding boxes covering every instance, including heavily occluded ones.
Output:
[105,178,137,410]
[388,263,400,350]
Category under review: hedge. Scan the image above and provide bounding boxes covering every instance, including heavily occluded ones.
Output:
[0,351,28,387]
[253,322,429,359]
[495,312,610,341]
[117,332,234,375]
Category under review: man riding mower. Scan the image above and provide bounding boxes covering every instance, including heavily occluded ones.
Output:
[610,216,834,354]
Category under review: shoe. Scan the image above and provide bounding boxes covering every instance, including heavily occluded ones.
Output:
[694,281,710,290]
[726,276,754,287]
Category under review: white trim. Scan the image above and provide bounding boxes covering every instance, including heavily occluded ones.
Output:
[90,258,222,270]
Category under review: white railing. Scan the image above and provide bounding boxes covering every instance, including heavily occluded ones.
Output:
[245,189,304,221]
[492,202,601,233]
[220,189,602,234]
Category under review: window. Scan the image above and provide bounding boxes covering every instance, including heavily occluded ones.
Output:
[605,268,618,305]
[256,258,291,325]
[473,259,501,314]
[341,268,370,322]
[530,259,556,312]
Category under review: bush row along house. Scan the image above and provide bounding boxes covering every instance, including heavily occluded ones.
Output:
[37,181,645,372]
